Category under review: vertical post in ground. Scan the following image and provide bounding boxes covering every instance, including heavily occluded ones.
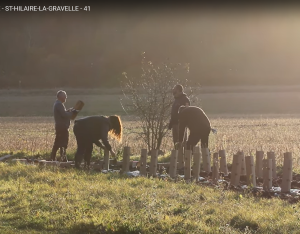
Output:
[245,156,256,187]
[255,150,264,179]
[212,152,220,183]
[193,146,201,182]
[281,152,293,193]
[201,148,211,173]
[169,150,178,179]
[140,149,148,176]
[122,146,131,174]
[149,149,158,177]
[219,150,228,176]
[267,151,277,179]
[230,154,242,186]
[238,151,246,176]
[263,159,272,191]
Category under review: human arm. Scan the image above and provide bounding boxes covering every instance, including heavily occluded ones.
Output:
[168,102,177,130]
[183,95,190,107]
[66,107,76,112]
[95,140,116,157]
[94,140,106,150]
[56,102,74,119]
[100,127,112,151]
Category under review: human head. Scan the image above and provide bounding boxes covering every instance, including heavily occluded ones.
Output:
[57,90,67,103]
[172,84,184,97]
[108,115,122,142]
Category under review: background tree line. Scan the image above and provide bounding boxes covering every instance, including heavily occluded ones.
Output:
[1,8,300,89]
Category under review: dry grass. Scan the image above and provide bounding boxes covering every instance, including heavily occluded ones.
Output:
[1,115,300,170]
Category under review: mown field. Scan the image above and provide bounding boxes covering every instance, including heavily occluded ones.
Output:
[1,87,300,233]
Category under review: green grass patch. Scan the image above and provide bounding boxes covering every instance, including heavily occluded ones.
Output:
[0,163,299,233]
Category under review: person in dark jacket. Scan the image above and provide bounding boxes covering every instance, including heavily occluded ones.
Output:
[168,84,190,145]
[73,115,122,169]
[50,90,78,161]
[177,105,216,150]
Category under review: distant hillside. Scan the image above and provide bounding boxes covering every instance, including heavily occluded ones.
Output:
[1,7,300,88]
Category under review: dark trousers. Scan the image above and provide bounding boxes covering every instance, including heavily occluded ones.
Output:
[50,126,69,160]
[186,129,210,151]
[73,123,93,169]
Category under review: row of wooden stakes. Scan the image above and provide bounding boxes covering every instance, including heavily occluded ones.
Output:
[9,146,294,193]
[117,147,293,193]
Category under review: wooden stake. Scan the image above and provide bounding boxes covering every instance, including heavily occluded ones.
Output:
[192,146,201,181]
[149,149,158,177]
[281,152,293,193]
[245,156,256,187]
[230,154,242,186]
[212,153,220,183]
[255,150,264,179]
[140,149,148,176]
[201,148,211,173]
[169,150,178,179]
[122,146,131,174]
[184,150,192,180]
[267,151,277,179]
[103,149,110,170]
[263,159,272,191]
[239,151,246,176]
[219,150,228,176]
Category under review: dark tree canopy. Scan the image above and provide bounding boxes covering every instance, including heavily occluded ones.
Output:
[1,8,300,88]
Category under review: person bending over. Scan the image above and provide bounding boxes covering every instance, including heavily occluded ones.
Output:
[73,115,122,169]
[177,106,216,150]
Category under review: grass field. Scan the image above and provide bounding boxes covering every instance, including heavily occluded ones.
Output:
[1,87,300,233]
[1,163,300,234]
